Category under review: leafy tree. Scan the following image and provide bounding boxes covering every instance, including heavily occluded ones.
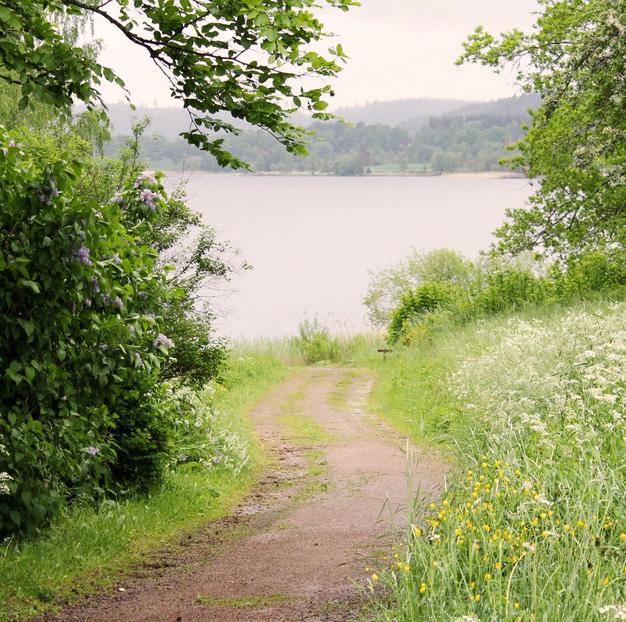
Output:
[459,0,626,258]
[0,0,356,167]
[364,249,473,326]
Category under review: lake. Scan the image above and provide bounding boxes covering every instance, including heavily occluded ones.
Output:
[177,174,532,339]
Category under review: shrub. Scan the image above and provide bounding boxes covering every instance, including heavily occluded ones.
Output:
[293,319,341,364]
[466,268,554,317]
[364,249,473,327]
[388,283,456,344]
[165,382,249,473]
[0,130,173,535]
[554,249,626,298]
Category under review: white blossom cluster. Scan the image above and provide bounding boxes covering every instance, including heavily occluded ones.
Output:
[600,604,626,621]
[452,303,626,460]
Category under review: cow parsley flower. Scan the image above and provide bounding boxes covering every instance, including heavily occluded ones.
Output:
[0,472,13,495]
[600,604,626,620]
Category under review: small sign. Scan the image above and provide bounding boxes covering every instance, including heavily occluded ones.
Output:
[377,348,393,361]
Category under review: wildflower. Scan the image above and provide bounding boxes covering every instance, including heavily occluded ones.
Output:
[0,472,13,494]
[599,604,626,620]
[91,277,100,293]
[371,573,379,582]
[85,446,100,457]
[138,188,159,211]
[154,333,174,349]
[419,582,427,594]
[134,172,157,188]
[74,245,92,266]
[484,573,492,582]
[619,533,626,542]
[113,296,123,310]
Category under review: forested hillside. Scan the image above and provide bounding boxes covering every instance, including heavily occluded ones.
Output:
[104,96,538,175]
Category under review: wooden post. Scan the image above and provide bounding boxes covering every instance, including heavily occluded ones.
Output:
[377,348,393,362]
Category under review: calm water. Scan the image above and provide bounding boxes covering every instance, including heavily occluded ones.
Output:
[177,174,531,339]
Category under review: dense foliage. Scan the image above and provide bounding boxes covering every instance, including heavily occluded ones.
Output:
[0,0,355,167]
[0,130,172,534]
[460,0,626,258]
[0,116,242,538]
[381,248,626,344]
[364,249,473,327]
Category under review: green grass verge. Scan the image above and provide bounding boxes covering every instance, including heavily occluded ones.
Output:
[0,351,287,622]
[359,301,626,621]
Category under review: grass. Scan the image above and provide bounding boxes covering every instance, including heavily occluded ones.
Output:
[0,350,287,622]
[327,370,359,410]
[195,593,299,608]
[363,301,626,621]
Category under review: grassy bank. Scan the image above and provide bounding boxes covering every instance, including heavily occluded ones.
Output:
[363,301,626,621]
[0,352,286,622]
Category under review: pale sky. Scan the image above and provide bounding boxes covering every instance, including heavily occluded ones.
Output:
[95,0,539,109]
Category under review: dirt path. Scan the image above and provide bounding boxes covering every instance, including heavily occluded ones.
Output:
[48,368,446,622]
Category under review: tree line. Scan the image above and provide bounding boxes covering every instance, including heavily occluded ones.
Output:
[105,112,530,175]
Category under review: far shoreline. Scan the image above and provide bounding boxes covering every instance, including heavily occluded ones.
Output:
[162,169,527,180]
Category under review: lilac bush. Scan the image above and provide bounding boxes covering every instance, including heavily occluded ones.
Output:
[0,129,175,536]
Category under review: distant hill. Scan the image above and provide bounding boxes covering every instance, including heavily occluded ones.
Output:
[333,98,473,126]
[103,103,312,140]
[447,94,541,118]
[103,95,540,139]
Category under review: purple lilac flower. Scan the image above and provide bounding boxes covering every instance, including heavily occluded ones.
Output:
[110,192,124,204]
[113,296,123,309]
[75,245,92,266]
[91,277,100,293]
[112,254,121,265]
[84,298,92,308]
[85,446,100,457]
[102,293,112,306]
[134,173,157,188]
[138,188,159,211]
[38,179,60,206]
[154,333,174,349]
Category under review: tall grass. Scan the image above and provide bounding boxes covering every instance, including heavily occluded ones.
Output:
[0,351,287,622]
[369,301,626,621]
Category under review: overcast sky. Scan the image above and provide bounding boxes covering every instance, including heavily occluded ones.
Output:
[96,0,539,109]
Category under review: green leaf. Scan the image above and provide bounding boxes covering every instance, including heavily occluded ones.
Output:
[17,319,35,338]
[18,279,40,294]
